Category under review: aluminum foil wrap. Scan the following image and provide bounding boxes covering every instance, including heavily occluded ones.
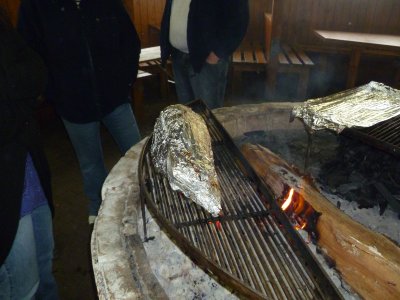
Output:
[292,81,400,133]
[150,104,222,216]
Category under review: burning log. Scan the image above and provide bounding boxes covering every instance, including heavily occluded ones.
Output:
[241,143,400,300]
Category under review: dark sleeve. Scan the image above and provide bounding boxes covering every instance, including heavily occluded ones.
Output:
[212,0,249,59]
[0,31,47,146]
[116,0,141,86]
[17,0,45,57]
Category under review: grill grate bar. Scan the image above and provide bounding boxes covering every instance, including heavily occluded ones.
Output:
[140,101,343,299]
[210,118,319,292]
[366,116,400,144]
[217,183,269,293]
[217,164,288,299]
[192,197,243,278]
[346,115,400,156]
[200,112,320,299]
[187,195,233,272]
[214,136,318,299]
[167,179,212,258]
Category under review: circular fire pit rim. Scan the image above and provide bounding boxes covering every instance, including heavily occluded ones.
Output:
[90,102,305,299]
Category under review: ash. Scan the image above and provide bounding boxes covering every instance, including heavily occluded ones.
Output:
[137,129,400,300]
[235,129,400,299]
[138,208,239,299]
[234,128,400,244]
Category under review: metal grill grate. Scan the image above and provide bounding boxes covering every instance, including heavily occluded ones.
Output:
[344,114,400,157]
[139,101,342,299]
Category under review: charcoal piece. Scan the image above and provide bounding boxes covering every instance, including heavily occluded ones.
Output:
[374,182,400,214]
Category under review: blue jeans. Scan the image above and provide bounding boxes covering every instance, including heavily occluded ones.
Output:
[0,204,58,300]
[62,103,141,216]
[171,50,229,109]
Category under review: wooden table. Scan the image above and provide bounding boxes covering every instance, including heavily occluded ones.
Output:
[134,46,171,122]
[314,30,400,88]
[139,46,161,63]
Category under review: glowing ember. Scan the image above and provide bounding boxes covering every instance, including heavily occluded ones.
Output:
[208,220,222,231]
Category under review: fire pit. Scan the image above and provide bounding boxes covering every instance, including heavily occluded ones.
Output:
[139,101,340,299]
[91,101,400,300]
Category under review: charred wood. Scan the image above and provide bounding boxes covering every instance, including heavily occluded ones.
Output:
[241,143,400,300]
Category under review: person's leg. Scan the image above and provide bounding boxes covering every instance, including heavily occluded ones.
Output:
[62,119,107,216]
[102,103,141,154]
[190,58,230,109]
[0,214,39,300]
[171,50,195,104]
[32,204,58,300]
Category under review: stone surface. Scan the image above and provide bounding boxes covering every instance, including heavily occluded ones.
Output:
[91,102,400,299]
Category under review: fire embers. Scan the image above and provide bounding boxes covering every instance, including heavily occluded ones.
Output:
[280,187,321,242]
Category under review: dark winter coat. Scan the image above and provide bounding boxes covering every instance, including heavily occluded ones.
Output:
[18,0,141,123]
[160,0,249,72]
[0,28,52,266]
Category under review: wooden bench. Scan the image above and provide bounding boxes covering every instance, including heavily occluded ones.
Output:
[264,13,314,100]
[231,12,314,99]
[267,44,314,99]
[230,4,271,95]
[231,43,268,95]
[131,69,153,123]
[139,59,170,102]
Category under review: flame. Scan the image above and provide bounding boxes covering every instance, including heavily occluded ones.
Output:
[281,188,308,231]
[281,188,294,211]
[278,187,320,241]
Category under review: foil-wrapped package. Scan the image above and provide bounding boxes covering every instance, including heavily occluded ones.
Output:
[150,104,222,216]
[292,81,400,133]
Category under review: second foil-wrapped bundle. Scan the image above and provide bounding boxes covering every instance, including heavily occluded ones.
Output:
[150,104,222,216]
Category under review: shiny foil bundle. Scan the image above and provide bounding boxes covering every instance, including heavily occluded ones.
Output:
[292,81,400,133]
[150,104,222,216]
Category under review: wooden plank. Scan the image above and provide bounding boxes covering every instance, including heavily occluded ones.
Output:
[254,48,267,64]
[295,48,314,66]
[264,13,273,61]
[364,0,378,33]
[137,70,152,78]
[278,52,289,64]
[139,46,161,63]
[285,0,296,43]
[334,0,349,31]
[273,0,400,46]
[282,44,302,65]
[232,50,243,63]
[386,1,400,35]
[241,143,400,300]
[243,49,254,63]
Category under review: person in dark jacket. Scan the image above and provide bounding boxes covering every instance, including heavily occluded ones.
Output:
[18,0,142,224]
[0,6,58,299]
[160,0,249,109]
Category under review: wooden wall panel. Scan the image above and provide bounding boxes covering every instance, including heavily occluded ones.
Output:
[0,0,165,47]
[242,0,269,44]
[3,0,399,49]
[129,0,165,47]
[272,0,400,46]
[0,0,20,26]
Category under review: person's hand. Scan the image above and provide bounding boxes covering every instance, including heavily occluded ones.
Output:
[206,51,220,64]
